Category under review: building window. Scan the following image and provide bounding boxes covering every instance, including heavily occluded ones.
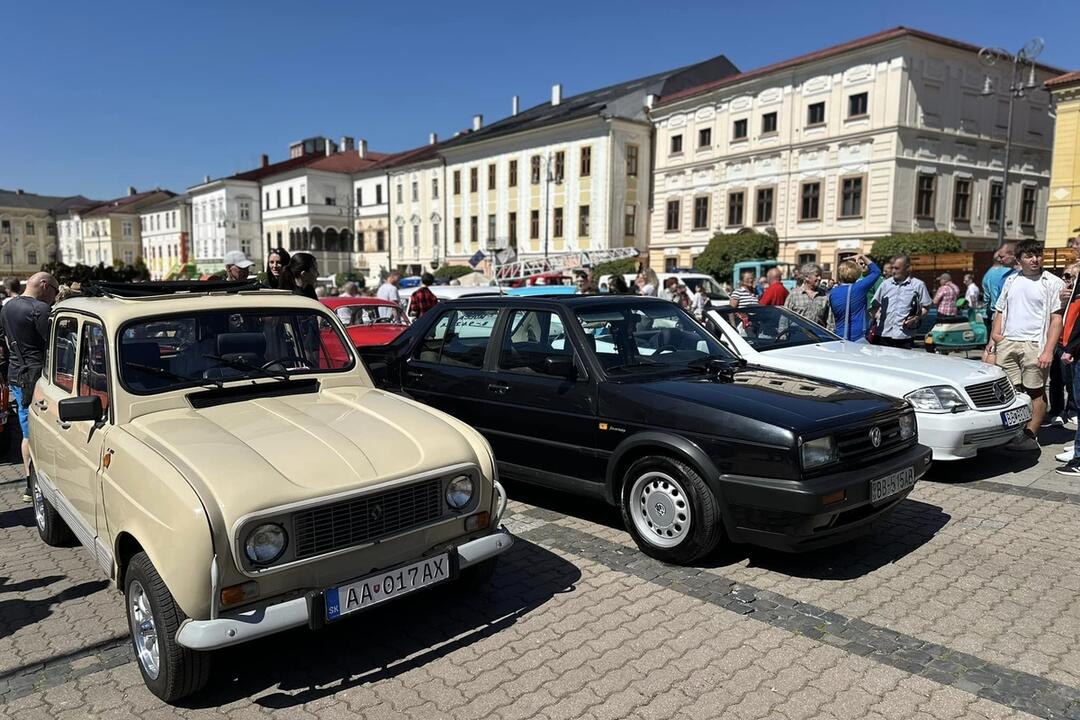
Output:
[554,207,564,238]
[579,205,590,237]
[698,128,712,148]
[356,187,363,206]
[839,176,864,218]
[122,221,132,237]
[488,214,496,244]
[412,225,420,256]
[412,181,418,202]
[375,185,382,205]
[357,231,365,251]
[666,200,680,232]
[953,178,972,222]
[530,210,540,239]
[797,252,817,265]
[692,196,711,229]
[989,181,1004,224]
[300,185,306,203]
[807,102,826,126]
[626,144,639,176]
[376,230,385,252]
[1,220,9,233]
[47,222,56,236]
[509,212,517,246]
[432,176,439,199]
[580,147,591,177]
[732,119,748,140]
[124,250,133,264]
[432,223,440,253]
[265,192,270,209]
[509,160,518,187]
[27,250,37,266]
[800,182,821,221]
[289,187,294,206]
[488,164,496,191]
[531,155,541,184]
[470,215,478,245]
[468,168,477,194]
[397,183,403,204]
[915,174,936,219]
[1021,186,1037,226]
[762,112,778,134]
[276,189,282,208]
[239,200,251,221]
[848,92,868,118]
[453,171,461,195]
[454,218,462,245]
[624,205,637,236]
[727,192,744,227]
[554,152,565,183]
[670,134,683,155]
[397,227,404,257]
[755,188,774,224]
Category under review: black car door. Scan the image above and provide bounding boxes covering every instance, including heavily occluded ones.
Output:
[401,307,501,427]
[481,307,602,485]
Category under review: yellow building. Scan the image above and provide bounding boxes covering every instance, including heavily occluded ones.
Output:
[1047,71,1080,248]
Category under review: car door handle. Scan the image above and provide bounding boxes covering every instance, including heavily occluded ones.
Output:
[406,369,424,380]
[56,419,70,430]
[34,399,47,410]
[488,382,510,395]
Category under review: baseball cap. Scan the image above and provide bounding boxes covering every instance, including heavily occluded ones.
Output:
[223,250,254,268]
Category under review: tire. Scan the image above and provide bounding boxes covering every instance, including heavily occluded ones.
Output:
[31,469,73,547]
[125,552,210,703]
[620,456,723,565]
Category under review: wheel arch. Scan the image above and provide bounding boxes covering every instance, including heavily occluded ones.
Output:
[605,432,722,506]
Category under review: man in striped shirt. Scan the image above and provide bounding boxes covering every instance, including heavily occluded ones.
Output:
[932,273,960,318]
[729,269,759,309]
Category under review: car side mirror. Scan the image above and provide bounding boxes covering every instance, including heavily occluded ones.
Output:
[543,355,577,379]
[58,395,103,423]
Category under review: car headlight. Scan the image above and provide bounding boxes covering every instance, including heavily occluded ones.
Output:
[904,386,969,413]
[446,475,474,510]
[800,436,837,470]
[244,523,287,565]
[899,412,917,440]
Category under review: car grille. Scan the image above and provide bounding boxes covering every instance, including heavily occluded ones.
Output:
[965,378,1015,408]
[292,479,445,559]
[836,418,906,462]
[964,426,1022,445]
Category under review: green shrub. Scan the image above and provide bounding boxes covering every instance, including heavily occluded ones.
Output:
[434,264,475,281]
[870,232,962,263]
[694,231,779,281]
[592,257,638,277]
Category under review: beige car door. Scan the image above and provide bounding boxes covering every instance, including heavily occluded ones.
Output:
[30,314,80,496]
[66,321,111,538]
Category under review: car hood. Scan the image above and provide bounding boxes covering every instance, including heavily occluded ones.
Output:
[127,386,479,527]
[758,341,1002,397]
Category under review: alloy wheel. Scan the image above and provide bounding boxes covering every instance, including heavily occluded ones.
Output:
[629,471,692,548]
[128,580,161,680]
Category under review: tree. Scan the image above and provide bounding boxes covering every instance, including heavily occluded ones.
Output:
[870,232,962,264]
[592,257,638,277]
[434,265,474,281]
[40,260,150,286]
[694,231,779,282]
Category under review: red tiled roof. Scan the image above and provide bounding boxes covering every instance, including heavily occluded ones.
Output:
[307,149,390,173]
[1047,71,1080,89]
[81,190,175,217]
[228,154,325,182]
[658,26,1067,108]
[370,143,441,170]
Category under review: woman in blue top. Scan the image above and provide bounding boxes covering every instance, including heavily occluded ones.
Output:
[828,254,880,342]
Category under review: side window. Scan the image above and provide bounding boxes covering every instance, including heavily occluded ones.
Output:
[52,316,79,393]
[78,323,110,415]
[498,310,574,376]
[417,312,452,362]
[418,309,499,369]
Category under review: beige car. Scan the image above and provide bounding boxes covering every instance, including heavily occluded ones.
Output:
[27,283,512,702]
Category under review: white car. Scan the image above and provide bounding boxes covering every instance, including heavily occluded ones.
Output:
[398,285,502,316]
[704,305,1032,461]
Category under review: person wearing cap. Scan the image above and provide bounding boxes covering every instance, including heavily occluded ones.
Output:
[223,250,254,281]
[932,272,960,319]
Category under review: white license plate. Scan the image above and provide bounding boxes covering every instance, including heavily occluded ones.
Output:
[869,467,916,503]
[325,553,450,621]
[1001,405,1032,428]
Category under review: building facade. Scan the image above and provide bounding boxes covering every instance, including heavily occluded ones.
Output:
[0,189,91,277]
[649,28,1060,275]
[139,194,192,279]
[57,188,173,268]
[186,178,262,275]
[383,143,444,278]
[1047,71,1080,248]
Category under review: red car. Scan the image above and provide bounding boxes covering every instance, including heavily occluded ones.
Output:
[320,297,410,348]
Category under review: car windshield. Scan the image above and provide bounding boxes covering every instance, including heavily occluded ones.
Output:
[680,276,729,300]
[336,304,407,326]
[711,305,838,351]
[119,309,355,393]
[575,302,733,374]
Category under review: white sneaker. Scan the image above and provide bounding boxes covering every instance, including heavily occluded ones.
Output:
[1051,415,1066,427]
[1057,449,1075,462]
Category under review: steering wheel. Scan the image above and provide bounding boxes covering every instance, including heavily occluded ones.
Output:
[654,345,679,355]
[261,355,313,372]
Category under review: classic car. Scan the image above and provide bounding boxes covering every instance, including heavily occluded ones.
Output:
[320,296,410,347]
[27,280,511,702]
[703,304,1032,460]
[360,295,932,564]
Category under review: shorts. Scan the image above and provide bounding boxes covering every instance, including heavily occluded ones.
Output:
[9,384,28,438]
[996,339,1047,390]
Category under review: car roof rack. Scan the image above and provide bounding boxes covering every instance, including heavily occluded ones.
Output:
[82,280,264,298]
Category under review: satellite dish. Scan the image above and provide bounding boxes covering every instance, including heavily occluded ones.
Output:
[1022,37,1044,60]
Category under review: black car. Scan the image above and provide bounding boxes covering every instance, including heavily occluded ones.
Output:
[360,295,932,564]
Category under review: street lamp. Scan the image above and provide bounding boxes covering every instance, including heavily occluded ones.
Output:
[979,38,1045,248]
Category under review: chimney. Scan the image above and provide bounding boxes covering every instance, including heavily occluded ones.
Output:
[358,139,368,159]
[325,143,333,157]
[203,174,210,184]
[429,132,438,145]
[260,153,269,168]
[512,95,520,116]
[15,189,24,195]
[473,114,483,131]
[645,94,657,110]
[551,83,562,106]
[127,186,137,196]
[341,136,355,151]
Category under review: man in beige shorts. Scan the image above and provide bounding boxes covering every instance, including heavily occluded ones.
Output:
[991,239,1066,451]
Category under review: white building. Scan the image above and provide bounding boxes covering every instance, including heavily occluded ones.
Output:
[139,194,192,279]
[648,27,1061,274]
[382,141,444,278]
[56,188,173,267]
[186,174,262,275]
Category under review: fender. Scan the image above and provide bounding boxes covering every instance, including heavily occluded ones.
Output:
[605,431,723,504]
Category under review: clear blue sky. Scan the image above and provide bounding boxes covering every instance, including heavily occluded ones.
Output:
[2,0,1076,200]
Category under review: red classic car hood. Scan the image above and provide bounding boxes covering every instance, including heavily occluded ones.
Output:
[347,324,407,347]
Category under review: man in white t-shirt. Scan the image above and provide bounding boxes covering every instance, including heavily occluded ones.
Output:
[993,240,1066,450]
[376,271,401,318]
[963,273,980,310]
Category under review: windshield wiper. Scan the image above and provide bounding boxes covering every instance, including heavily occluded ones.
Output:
[124,361,223,390]
[202,354,290,382]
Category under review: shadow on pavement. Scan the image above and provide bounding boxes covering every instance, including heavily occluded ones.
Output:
[180,537,581,710]
[0,575,64,594]
[502,478,623,530]
[0,580,109,640]
[0,505,35,530]
[924,447,1044,484]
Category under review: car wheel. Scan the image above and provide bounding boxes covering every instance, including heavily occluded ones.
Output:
[125,552,210,702]
[31,470,73,547]
[620,456,723,565]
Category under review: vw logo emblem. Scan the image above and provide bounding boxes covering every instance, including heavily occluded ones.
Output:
[368,504,383,523]
[869,427,882,448]
[654,502,667,517]
[993,384,1006,403]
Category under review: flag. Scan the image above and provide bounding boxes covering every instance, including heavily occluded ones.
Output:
[468,250,485,268]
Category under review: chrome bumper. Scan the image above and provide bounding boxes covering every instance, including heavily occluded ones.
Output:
[176,527,514,651]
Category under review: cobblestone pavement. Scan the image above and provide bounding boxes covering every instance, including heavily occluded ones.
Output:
[3,432,1080,719]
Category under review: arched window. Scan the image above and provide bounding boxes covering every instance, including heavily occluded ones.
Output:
[325,228,339,252]
[310,227,324,251]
